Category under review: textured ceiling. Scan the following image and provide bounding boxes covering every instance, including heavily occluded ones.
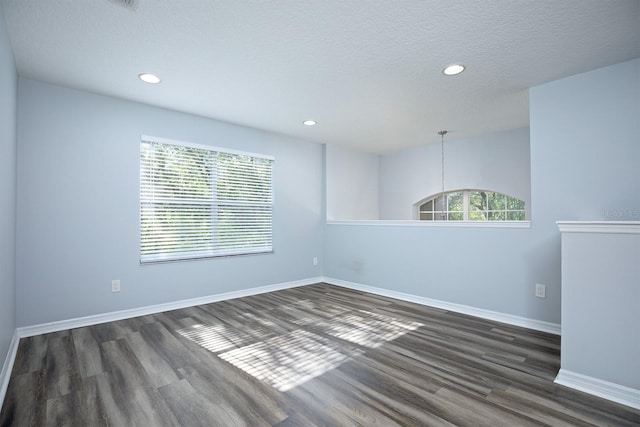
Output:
[2,0,639,153]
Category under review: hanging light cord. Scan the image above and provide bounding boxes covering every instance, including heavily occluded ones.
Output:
[438,130,448,194]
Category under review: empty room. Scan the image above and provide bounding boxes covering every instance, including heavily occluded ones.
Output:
[1,1,639,426]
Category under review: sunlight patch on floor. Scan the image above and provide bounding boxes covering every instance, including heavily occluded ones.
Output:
[181,308,423,392]
[177,324,253,353]
[277,299,353,326]
[218,329,360,391]
[317,310,423,348]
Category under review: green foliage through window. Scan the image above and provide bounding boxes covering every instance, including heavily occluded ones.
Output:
[140,138,274,263]
[418,190,525,221]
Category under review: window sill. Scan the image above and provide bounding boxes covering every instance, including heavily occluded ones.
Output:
[326,220,531,228]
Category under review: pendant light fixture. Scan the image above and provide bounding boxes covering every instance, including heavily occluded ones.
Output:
[438,130,448,195]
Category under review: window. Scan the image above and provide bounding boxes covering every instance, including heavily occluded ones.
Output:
[140,136,274,263]
[418,190,525,221]
[418,191,464,221]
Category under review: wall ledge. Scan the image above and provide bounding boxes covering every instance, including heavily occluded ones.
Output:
[557,221,640,234]
[555,369,640,410]
[327,220,531,229]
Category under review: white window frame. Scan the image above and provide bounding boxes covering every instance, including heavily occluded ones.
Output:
[417,189,526,222]
[140,135,274,264]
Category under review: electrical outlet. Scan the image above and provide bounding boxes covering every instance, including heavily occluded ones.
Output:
[112,279,121,293]
[313,257,318,266]
[535,283,546,298]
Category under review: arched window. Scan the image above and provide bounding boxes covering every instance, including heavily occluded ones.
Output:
[417,190,525,221]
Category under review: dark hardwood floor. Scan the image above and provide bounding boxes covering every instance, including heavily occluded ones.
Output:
[1,283,638,426]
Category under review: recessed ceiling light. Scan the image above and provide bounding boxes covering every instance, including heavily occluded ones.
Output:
[138,73,161,84]
[303,120,317,126]
[443,64,465,76]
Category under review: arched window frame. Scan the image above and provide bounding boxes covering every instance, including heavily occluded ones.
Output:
[416,190,526,221]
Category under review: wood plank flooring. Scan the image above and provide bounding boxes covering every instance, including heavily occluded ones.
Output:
[1,283,639,426]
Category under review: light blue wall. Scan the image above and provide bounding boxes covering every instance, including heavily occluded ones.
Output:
[324,224,541,316]
[326,144,379,220]
[16,78,324,326]
[325,58,639,324]
[559,228,639,390]
[530,58,640,222]
[0,4,17,366]
[525,57,640,325]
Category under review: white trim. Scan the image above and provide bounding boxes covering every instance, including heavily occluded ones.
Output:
[327,220,531,229]
[16,277,321,338]
[557,221,640,234]
[323,277,561,335]
[11,276,559,339]
[0,331,20,408]
[141,134,275,160]
[555,369,640,410]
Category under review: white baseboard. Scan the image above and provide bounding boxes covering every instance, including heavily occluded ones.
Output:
[0,331,20,408]
[555,369,640,410]
[322,277,561,335]
[13,276,560,340]
[16,277,322,338]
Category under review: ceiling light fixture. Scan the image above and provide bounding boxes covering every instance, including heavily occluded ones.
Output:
[438,130,448,194]
[138,73,161,84]
[443,64,465,76]
[303,120,317,126]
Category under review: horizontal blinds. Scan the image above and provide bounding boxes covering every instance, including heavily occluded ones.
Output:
[140,139,273,263]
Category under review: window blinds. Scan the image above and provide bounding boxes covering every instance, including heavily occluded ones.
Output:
[140,137,274,263]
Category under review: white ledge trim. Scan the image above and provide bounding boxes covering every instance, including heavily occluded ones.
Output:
[327,220,531,229]
[555,369,640,410]
[557,221,640,234]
